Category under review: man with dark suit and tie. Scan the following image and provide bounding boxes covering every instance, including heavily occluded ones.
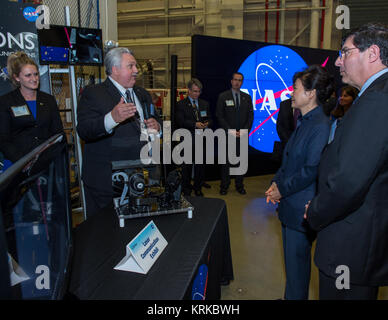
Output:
[77,47,161,218]
[216,72,253,195]
[305,23,388,300]
[175,78,212,197]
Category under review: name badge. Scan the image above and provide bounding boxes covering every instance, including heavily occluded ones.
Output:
[200,110,207,117]
[225,100,235,107]
[114,220,168,274]
[11,105,30,117]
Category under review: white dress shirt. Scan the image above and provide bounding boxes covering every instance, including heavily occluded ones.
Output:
[104,76,145,133]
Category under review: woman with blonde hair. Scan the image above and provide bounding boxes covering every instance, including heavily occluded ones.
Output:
[0,51,63,164]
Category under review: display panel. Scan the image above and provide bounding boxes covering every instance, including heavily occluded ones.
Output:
[192,35,341,154]
[0,134,72,299]
[38,25,103,66]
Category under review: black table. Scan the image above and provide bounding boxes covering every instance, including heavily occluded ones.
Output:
[68,197,233,300]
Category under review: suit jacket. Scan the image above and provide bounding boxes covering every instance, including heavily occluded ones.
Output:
[175,97,212,134]
[273,106,331,232]
[307,71,388,286]
[77,78,158,196]
[276,98,295,144]
[273,98,295,162]
[0,88,64,162]
[216,89,253,132]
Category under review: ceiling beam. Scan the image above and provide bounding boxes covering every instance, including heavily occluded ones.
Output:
[119,36,191,47]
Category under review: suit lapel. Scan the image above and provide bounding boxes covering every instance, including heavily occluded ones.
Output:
[184,97,196,120]
[239,91,247,111]
[228,90,240,110]
[363,71,388,93]
[35,90,42,122]
[13,88,28,106]
[104,78,122,104]
[228,90,234,104]
[133,86,148,118]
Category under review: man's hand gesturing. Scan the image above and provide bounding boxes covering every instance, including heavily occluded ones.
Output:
[111,97,138,123]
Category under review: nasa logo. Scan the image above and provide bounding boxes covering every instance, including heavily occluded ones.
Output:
[23,7,39,22]
[238,45,307,153]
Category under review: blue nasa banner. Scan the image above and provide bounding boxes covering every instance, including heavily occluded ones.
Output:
[238,45,308,153]
[192,35,340,156]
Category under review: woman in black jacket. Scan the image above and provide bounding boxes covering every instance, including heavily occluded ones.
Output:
[0,51,64,164]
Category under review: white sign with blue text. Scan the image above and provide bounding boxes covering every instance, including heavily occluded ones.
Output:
[114,220,168,274]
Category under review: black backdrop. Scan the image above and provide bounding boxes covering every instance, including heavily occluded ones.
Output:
[191,35,342,181]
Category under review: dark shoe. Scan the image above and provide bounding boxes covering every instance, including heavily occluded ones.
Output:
[220,278,230,286]
[194,190,204,197]
[237,188,246,195]
[202,182,211,189]
[220,189,228,195]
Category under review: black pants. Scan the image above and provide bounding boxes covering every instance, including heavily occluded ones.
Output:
[182,163,204,194]
[220,137,244,190]
[83,185,112,219]
[220,164,244,190]
[182,135,206,194]
[319,270,378,300]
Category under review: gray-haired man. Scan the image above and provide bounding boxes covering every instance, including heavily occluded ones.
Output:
[77,47,160,217]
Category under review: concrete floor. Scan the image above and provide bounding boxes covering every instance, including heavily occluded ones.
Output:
[201,174,388,300]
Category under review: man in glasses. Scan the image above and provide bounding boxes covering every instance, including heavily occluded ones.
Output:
[305,23,388,299]
[175,78,212,197]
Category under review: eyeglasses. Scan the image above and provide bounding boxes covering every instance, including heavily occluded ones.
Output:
[338,47,359,59]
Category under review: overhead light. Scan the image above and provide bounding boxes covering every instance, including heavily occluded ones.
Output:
[104,40,119,51]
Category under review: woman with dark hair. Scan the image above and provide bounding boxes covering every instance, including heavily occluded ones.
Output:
[0,51,64,164]
[265,65,334,300]
[327,85,359,144]
[331,85,359,119]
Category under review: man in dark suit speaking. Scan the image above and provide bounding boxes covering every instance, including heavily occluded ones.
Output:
[305,23,388,299]
[77,47,160,218]
[216,72,253,195]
